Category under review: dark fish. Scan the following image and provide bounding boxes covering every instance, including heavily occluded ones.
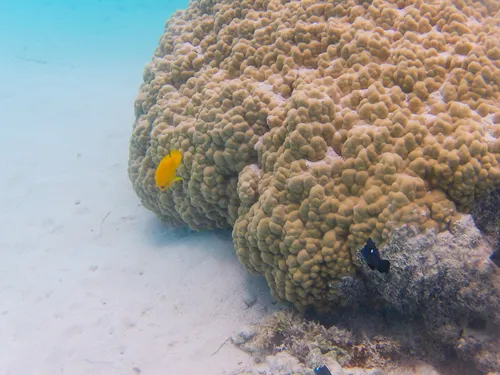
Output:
[314,365,333,375]
[491,251,500,267]
[361,237,390,273]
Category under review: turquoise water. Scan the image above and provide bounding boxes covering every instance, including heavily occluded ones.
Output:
[0,0,187,69]
[0,0,189,144]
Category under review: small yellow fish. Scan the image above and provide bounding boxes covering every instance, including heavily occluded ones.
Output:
[155,149,183,191]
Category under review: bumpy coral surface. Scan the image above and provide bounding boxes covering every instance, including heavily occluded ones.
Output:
[356,215,500,373]
[128,0,500,310]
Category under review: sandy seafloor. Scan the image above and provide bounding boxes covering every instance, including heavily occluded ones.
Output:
[0,1,277,374]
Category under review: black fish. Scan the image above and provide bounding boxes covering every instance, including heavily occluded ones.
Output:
[491,251,500,267]
[361,238,390,273]
[314,365,333,375]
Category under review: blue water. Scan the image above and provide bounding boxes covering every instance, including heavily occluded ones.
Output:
[0,0,188,69]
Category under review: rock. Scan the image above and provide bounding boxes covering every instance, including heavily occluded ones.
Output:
[305,348,324,369]
[232,326,258,345]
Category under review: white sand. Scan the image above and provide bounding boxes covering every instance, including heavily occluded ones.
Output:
[0,57,276,374]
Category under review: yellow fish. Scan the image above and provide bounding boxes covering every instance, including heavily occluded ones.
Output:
[155,149,183,191]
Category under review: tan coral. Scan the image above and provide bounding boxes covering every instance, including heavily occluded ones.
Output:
[129,0,500,310]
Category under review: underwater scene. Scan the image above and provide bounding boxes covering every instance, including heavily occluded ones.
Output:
[1,0,499,374]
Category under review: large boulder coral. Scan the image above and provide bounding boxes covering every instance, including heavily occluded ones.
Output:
[128,0,500,311]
